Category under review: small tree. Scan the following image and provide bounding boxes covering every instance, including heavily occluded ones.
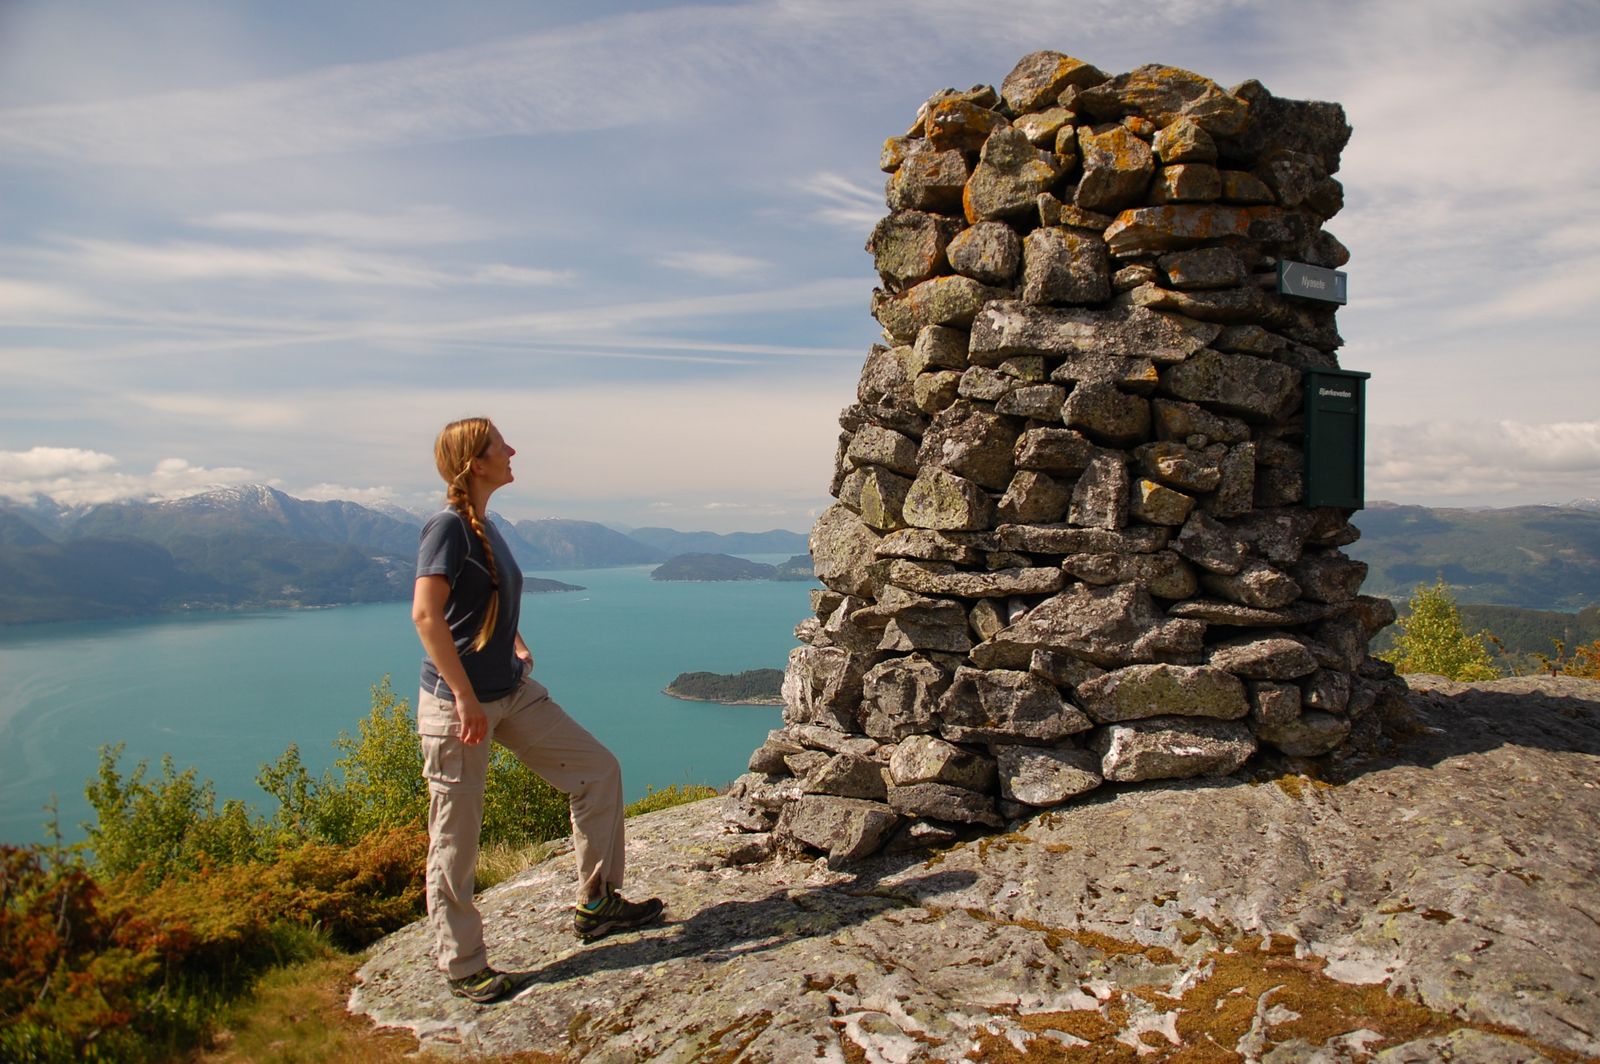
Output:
[1382,579,1501,681]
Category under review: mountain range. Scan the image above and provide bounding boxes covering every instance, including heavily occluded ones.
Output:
[2,487,1597,625]
[0,487,809,624]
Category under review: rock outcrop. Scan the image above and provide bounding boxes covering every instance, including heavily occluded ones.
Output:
[731,52,1400,865]
[350,676,1600,1061]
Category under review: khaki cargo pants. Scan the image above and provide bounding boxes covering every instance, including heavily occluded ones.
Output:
[417,678,625,978]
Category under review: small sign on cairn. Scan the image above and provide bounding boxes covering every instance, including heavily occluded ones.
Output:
[724,53,1407,865]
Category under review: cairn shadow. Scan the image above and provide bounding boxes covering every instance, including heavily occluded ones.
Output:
[1321,679,1600,782]
[513,864,979,987]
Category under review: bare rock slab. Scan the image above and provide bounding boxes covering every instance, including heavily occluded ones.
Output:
[350,679,1600,1063]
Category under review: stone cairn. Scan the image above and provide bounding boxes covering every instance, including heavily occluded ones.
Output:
[725,53,1407,864]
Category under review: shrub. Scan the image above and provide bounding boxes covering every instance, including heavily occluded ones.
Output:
[83,745,264,886]
[1381,579,1501,682]
[624,783,718,817]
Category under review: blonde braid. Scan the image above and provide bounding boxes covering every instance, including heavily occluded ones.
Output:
[436,418,501,652]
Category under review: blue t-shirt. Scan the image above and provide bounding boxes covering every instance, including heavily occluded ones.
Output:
[415,509,524,702]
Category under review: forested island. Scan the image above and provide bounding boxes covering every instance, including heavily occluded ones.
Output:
[650,552,816,582]
[662,669,784,705]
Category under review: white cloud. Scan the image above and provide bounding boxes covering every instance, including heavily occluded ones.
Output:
[0,447,118,478]
[469,264,574,286]
[0,279,100,320]
[1368,419,1600,504]
[0,452,262,506]
[656,251,771,280]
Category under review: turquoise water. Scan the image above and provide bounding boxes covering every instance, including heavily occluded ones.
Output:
[0,564,809,845]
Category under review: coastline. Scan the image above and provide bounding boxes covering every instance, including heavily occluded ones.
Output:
[661,687,783,707]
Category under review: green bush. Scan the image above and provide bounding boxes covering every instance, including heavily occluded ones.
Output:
[83,744,264,885]
[1382,579,1502,682]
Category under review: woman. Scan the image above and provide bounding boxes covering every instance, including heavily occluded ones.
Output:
[411,417,663,1004]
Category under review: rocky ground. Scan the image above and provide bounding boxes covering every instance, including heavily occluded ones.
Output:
[350,676,1600,1062]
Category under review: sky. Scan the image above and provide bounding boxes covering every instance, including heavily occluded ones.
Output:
[0,0,1596,533]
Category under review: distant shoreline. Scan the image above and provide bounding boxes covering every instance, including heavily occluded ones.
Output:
[661,688,783,707]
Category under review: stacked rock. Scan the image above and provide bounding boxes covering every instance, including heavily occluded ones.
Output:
[724,53,1407,865]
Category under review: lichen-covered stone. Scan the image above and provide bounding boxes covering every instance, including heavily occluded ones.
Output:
[874,528,986,566]
[1304,667,1353,714]
[1013,107,1072,147]
[802,754,888,801]
[997,469,1073,524]
[1022,226,1112,305]
[1000,51,1107,113]
[1149,163,1221,203]
[902,466,996,531]
[1207,635,1318,680]
[924,97,1008,152]
[964,127,1064,223]
[1256,710,1350,756]
[946,221,1023,286]
[1134,441,1224,492]
[1289,551,1368,604]
[867,211,962,291]
[1162,348,1302,421]
[782,644,873,731]
[775,794,900,866]
[913,370,962,413]
[996,523,1170,555]
[971,582,1205,670]
[1076,64,1250,136]
[861,655,951,740]
[886,148,969,212]
[1063,381,1151,446]
[1093,715,1257,781]
[969,300,1220,366]
[1151,398,1250,444]
[888,559,1063,599]
[958,366,1015,403]
[910,323,970,373]
[1076,663,1248,723]
[844,466,912,532]
[874,276,1004,342]
[1158,246,1245,289]
[875,598,973,654]
[887,782,1003,827]
[1075,124,1156,213]
[1200,559,1302,609]
[994,383,1067,420]
[1248,680,1302,725]
[918,400,1021,490]
[888,734,997,792]
[1153,116,1217,163]
[939,666,1093,744]
[846,424,920,477]
[1129,478,1195,526]
[996,746,1103,807]
[1068,449,1130,529]
[1014,426,1095,473]
[811,502,883,598]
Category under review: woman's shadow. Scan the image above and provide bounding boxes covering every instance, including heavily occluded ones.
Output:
[507,863,980,989]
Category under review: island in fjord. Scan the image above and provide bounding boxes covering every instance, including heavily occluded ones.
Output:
[662,669,784,706]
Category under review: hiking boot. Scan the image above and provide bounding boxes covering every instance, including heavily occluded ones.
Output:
[573,889,665,943]
[447,966,518,1004]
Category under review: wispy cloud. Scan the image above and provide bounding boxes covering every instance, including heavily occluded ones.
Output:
[657,251,771,280]
[193,206,509,245]
[803,172,884,231]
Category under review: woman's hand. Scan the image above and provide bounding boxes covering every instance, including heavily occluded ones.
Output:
[454,693,489,745]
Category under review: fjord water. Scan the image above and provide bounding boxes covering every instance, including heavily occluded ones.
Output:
[0,564,806,845]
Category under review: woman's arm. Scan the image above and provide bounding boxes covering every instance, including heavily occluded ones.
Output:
[412,575,488,745]
[514,632,533,673]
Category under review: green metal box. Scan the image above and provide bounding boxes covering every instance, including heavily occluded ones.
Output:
[1303,369,1371,509]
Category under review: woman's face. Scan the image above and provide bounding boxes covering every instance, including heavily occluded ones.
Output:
[472,424,516,492]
